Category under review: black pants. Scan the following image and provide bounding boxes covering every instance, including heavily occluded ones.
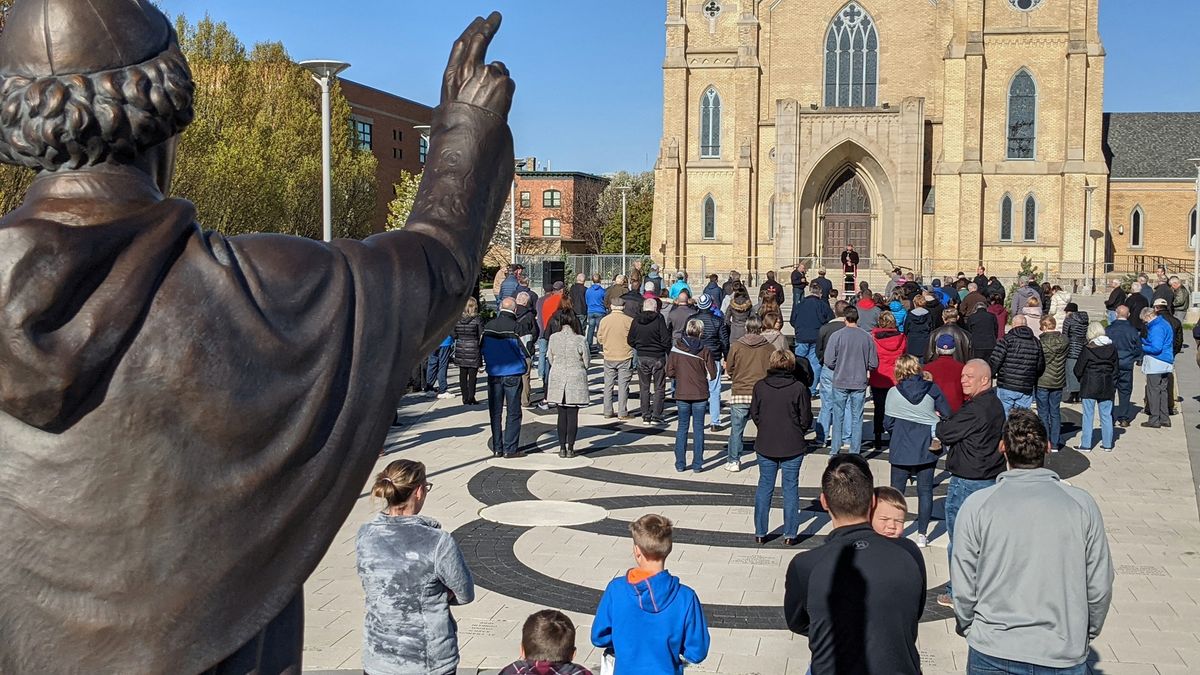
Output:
[871,386,889,442]
[459,367,478,403]
[557,406,580,450]
[638,355,667,421]
[1146,373,1170,426]
[1114,367,1134,421]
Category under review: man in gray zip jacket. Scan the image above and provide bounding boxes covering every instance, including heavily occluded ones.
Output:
[951,409,1113,672]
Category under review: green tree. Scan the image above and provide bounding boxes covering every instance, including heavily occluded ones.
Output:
[168,14,377,239]
[596,171,654,255]
[0,0,35,214]
[385,170,422,231]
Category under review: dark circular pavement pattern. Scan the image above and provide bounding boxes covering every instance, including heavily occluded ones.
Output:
[456,418,1091,629]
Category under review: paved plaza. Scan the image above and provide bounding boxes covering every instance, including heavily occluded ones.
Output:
[303,343,1200,675]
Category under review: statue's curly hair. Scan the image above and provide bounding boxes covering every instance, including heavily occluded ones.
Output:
[0,40,194,171]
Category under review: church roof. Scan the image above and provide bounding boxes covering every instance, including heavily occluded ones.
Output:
[1104,113,1200,179]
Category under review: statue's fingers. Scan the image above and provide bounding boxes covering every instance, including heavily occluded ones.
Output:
[490,60,509,77]
[465,11,502,65]
[445,16,483,77]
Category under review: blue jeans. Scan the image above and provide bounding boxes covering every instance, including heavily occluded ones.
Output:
[967,648,1088,675]
[1080,398,1114,449]
[727,403,751,462]
[829,388,866,454]
[945,476,996,596]
[708,360,723,427]
[755,454,803,537]
[794,342,820,395]
[1034,388,1063,448]
[1114,367,1134,422]
[996,387,1033,416]
[814,367,852,444]
[585,312,605,352]
[487,375,523,456]
[536,338,550,384]
[674,400,708,470]
[425,345,451,393]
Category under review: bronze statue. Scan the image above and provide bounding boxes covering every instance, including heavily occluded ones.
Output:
[0,1,514,672]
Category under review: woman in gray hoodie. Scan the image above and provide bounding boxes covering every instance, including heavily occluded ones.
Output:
[357,460,474,674]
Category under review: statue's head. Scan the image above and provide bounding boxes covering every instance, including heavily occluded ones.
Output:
[0,0,194,174]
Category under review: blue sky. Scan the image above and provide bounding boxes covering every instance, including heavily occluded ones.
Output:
[157,0,1200,176]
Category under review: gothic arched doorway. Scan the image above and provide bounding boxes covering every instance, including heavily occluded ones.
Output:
[821,169,872,260]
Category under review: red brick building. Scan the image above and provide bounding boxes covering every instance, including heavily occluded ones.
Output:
[339,79,433,232]
[507,159,610,254]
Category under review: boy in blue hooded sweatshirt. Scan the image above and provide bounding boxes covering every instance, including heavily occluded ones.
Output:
[591,514,710,674]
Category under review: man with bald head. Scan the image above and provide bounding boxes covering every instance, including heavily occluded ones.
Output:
[934,359,1007,608]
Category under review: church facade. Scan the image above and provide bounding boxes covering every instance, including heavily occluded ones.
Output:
[652,0,1114,279]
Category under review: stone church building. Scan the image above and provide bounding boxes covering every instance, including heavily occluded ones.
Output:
[653,0,1198,282]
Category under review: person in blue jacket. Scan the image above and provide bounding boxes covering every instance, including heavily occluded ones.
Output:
[425,334,454,398]
[668,272,692,300]
[1139,307,1175,429]
[592,514,710,674]
[584,274,608,354]
[483,298,534,458]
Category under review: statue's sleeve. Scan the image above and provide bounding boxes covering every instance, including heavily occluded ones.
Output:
[221,101,513,405]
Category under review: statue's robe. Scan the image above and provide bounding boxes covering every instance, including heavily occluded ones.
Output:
[0,101,512,673]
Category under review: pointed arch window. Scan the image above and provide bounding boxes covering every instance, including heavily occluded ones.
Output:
[703,195,717,240]
[768,196,776,241]
[1189,207,1197,249]
[1000,194,1014,241]
[1023,194,1038,241]
[824,2,879,108]
[700,88,721,158]
[1007,70,1037,159]
[1130,206,1144,248]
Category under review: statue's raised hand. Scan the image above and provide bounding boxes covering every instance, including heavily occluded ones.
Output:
[442,12,514,118]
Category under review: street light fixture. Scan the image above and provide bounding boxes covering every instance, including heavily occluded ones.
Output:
[617,185,632,274]
[1190,158,1200,307]
[300,59,351,242]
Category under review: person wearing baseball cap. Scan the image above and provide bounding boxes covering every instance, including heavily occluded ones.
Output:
[923,333,967,413]
[691,293,731,430]
[1154,297,1184,416]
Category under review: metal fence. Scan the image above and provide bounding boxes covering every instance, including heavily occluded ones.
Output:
[511,253,1196,297]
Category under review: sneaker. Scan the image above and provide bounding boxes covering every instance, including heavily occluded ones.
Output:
[1102,446,1113,453]
[436,392,453,399]
[652,417,668,425]
[1073,445,1092,453]
[693,467,703,473]
[709,424,721,432]
[641,418,652,427]
[724,461,741,472]
[603,413,616,419]
[915,534,929,548]
[936,593,953,609]
[536,402,550,411]
[618,415,631,421]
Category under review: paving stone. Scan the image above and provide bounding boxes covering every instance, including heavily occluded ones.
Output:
[301,362,1200,673]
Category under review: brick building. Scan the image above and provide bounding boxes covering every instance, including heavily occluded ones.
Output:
[652,0,1199,281]
[1104,113,1200,270]
[502,159,610,255]
[340,79,433,232]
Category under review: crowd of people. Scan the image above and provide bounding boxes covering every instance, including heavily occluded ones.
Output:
[367,259,1191,673]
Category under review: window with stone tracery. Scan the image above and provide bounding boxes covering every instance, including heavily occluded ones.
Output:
[703,195,717,240]
[700,87,721,158]
[824,2,879,108]
[1007,70,1037,159]
[702,1,721,20]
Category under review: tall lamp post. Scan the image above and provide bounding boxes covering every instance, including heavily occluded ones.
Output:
[1084,184,1098,293]
[1190,159,1200,309]
[618,185,631,274]
[300,60,351,242]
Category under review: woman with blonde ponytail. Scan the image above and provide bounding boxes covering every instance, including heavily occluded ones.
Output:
[356,460,474,674]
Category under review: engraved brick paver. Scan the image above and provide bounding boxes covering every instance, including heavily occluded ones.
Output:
[303,348,1200,674]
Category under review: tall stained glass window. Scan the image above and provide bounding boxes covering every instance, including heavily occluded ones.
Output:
[1023,194,1037,241]
[700,88,721,158]
[1130,206,1144,248]
[824,2,879,107]
[1007,70,1037,159]
[703,195,716,239]
[1000,194,1013,241]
